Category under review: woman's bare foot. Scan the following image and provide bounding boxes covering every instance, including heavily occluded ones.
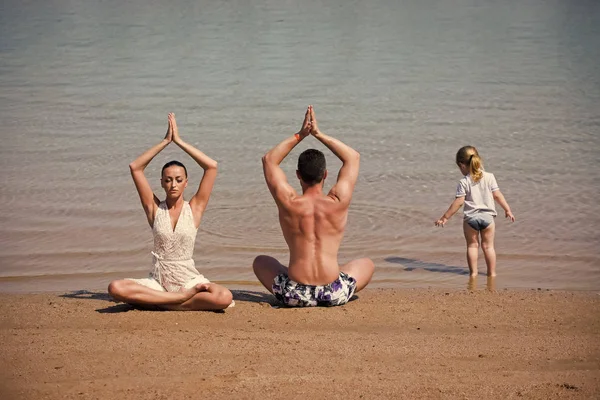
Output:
[179,283,210,302]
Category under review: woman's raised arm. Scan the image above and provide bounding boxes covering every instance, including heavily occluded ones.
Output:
[170,114,217,227]
[129,114,173,227]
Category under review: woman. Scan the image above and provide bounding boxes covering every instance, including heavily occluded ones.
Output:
[108,113,233,310]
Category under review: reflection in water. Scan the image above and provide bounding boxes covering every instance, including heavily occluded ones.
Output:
[467,276,497,292]
[487,277,497,293]
[468,276,477,291]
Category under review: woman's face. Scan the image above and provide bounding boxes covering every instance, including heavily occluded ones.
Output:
[161,166,188,198]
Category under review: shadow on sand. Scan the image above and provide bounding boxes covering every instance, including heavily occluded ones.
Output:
[60,290,155,313]
[232,290,277,305]
[59,290,115,302]
[58,289,358,313]
[59,289,281,313]
[385,257,469,276]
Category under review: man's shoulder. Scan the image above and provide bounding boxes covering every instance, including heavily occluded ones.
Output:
[284,193,342,210]
[288,193,333,206]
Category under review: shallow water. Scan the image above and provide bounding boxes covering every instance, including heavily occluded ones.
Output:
[1,0,599,292]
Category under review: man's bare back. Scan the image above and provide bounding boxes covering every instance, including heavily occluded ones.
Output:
[279,191,349,285]
[253,106,374,307]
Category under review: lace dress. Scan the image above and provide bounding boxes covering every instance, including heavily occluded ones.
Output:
[149,201,205,292]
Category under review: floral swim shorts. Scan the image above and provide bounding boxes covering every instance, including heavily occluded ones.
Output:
[272,272,357,307]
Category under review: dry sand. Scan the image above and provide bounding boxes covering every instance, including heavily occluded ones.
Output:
[1,288,599,399]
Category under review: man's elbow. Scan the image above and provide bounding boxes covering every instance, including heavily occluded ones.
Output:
[262,154,272,166]
[207,160,218,170]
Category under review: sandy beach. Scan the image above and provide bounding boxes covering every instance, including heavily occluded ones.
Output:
[1,288,598,399]
[1,1,599,399]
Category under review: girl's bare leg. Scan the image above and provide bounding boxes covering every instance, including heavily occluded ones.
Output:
[107,279,200,305]
[162,283,233,311]
[463,221,480,277]
[480,222,497,277]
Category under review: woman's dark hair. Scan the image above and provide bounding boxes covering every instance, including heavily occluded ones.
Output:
[161,160,188,178]
[297,149,326,186]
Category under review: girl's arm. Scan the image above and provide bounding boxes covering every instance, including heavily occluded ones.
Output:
[492,190,515,222]
[170,114,217,227]
[130,115,173,227]
[435,197,465,227]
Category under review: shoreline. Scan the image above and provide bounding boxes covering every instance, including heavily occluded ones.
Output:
[1,288,599,399]
[1,271,599,294]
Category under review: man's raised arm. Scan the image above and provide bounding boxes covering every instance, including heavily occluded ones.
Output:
[262,107,312,203]
[309,106,360,203]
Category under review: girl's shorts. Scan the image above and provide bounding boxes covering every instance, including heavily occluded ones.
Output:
[465,214,494,231]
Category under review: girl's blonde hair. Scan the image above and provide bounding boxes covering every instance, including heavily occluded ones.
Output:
[456,146,483,182]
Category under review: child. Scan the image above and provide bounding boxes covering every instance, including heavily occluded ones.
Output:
[435,146,515,277]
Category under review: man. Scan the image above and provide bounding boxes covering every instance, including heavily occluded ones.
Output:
[253,105,374,307]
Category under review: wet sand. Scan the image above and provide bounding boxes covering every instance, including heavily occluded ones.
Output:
[1,288,599,399]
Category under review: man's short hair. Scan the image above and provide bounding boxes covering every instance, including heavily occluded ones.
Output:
[297,149,326,185]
